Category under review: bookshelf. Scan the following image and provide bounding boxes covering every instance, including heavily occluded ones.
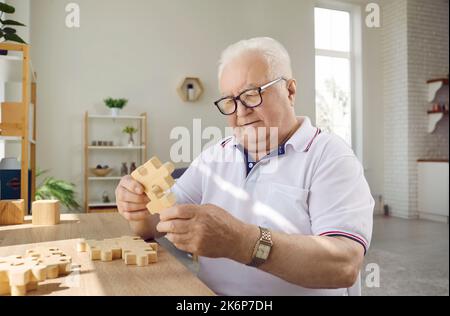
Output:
[83,111,147,212]
[0,43,37,214]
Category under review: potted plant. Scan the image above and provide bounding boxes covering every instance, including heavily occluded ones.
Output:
[0,2,27,56]
[35,169,80,211]
[123,126,138,146]
[104,97,128,116]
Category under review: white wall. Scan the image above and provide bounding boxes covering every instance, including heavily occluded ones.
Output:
[28,0,384,209]
[30,0,316,208]
[381,0,449,219]
[407,0,449,218]
[382,0,410,218]
[359,0,384,198]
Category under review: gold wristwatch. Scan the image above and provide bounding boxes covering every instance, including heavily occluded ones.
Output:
[247,227,273,267]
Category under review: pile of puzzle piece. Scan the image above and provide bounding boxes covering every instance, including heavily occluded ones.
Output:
[78,236,158,267]
[0,247,71,296]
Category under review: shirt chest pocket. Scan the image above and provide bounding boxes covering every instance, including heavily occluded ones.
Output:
[261,183,311,234]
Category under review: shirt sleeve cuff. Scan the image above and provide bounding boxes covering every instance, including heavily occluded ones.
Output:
[317,230,369,255]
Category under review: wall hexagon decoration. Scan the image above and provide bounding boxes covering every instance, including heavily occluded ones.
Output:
[177,77,204,102]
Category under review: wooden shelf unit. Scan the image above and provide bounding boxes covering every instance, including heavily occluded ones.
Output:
[426,77,449,133]
[83,112,148,213]
[0,43,37,214]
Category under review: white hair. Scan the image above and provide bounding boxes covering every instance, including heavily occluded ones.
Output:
[218,37,293,82]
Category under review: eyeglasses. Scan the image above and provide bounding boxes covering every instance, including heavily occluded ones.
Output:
[214,77,288,116]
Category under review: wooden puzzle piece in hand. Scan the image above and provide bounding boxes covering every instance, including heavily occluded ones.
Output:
[131,157,176,214]
[0,247,72,296]
[77,236,158,267]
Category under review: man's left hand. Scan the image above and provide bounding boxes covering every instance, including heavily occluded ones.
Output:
[156,204,257,262]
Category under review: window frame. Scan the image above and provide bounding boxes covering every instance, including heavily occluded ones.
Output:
[314,0,364,162]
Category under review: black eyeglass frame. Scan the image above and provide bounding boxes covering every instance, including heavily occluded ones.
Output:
[214,77,288,116]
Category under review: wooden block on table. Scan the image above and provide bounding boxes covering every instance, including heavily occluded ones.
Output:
[0,102,25,136]
[0,200,24,226]
[85,240,122,262]
[116,236,158,266]
[0,281,11,295]
[24,246,72,278]
[0,246,72,296]
[25,246,65,258]
[82,236,158,267]
[0,255,48,296]
[131,157,177,214]
[32,200,60,226]
[77,239,87,252]
[122,244,158,266]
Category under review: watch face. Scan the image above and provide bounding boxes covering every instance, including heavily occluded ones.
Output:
[256,244,271,260]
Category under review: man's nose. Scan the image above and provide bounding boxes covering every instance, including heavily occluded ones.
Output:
[236,99,252,117]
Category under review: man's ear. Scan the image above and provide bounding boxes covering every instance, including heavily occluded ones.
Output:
[287,79,297,106]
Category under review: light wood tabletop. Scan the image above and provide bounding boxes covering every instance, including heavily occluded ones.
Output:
[0,213,215,296]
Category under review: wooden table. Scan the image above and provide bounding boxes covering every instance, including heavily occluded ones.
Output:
[0,213,215,296]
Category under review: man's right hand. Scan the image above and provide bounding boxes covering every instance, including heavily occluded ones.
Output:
[115,175,151,222]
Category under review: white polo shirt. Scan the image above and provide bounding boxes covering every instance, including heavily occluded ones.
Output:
[171,116,374,296]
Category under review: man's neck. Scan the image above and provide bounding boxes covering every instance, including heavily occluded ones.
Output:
[279,118,301,147]
[246,117,301,162]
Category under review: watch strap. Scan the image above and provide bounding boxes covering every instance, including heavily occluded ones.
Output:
[247,227,273,267]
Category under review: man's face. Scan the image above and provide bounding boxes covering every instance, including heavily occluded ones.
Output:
[219,51,296,151]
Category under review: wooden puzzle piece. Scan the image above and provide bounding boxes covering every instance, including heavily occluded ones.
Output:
[84,239,122,262]
[0,246,73,296]
[118,237,158,266]
[0,255,48,296]
[25,246,65,258]
[131,157,177,214]
[122,245,157,266]
[24,247,72,278]
[78,236,158,267]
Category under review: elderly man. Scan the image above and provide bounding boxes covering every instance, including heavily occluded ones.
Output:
[115,37,374,296]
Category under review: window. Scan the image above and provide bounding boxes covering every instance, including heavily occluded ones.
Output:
[315,7,352,147]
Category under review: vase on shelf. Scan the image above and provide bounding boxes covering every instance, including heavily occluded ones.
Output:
[120,163,128,176]
[0,157,20,170]
[111,108,120,117]
[102,191,110,203]
[130,162,137,174]
[128,134,135,147]
[187,84,195,101]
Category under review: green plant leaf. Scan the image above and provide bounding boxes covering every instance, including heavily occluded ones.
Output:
[1,19,26,27]
[2,27,17,34]
[35,171,80,211]
[0,3,15,14]
[36,168,50,178]
[4,32,26,44]
[123,126,138,134]
[104,97,128,109]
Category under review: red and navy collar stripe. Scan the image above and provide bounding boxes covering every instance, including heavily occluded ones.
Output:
[221,137,233,148]
[303,128,321,152]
